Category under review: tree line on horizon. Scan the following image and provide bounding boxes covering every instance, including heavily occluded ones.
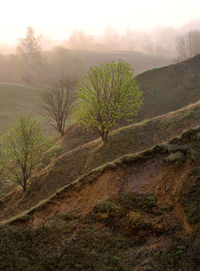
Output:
[0,27,86,84]
[1,26,200,84]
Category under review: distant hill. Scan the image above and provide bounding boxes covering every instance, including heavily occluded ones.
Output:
[0,82,53,133]
[136,54,200,121]
[75,49,173,75]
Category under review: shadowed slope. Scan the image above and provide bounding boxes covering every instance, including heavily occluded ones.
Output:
[136,54,200,121]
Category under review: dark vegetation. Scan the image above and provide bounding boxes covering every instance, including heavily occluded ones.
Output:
[0,194,196,271]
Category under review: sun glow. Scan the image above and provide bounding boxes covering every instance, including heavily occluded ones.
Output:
[0,0,199,43]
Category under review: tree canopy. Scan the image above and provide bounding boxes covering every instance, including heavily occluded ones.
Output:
[0,115,52,191]
[75,60,143,142]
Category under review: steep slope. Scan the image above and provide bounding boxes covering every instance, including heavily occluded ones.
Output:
[1,100,200,221]
[62,99,200,154]
[0,127,200,270]
[136,54,200,121]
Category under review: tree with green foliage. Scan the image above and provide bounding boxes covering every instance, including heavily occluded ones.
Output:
[75,60,143,142]
[0,115,52,192]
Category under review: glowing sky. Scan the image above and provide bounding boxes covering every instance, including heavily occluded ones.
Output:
[0,0,199,43]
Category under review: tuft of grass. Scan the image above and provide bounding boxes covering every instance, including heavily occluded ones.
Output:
[165,151,185,166]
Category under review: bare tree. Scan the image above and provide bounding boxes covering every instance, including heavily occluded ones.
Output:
[187,30,200,57]
[42,79,77,136]
[176,30,200,62]
[176,35,187,62]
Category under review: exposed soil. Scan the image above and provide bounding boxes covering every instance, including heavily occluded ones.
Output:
[9,155,196,234]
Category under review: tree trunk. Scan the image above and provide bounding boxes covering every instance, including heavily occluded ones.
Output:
[101,130,109,143]
[23,180,27,192]
[22,170,27,192]
[59,129,65,137]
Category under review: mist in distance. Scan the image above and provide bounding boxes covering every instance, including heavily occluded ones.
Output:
[0,18,199,58]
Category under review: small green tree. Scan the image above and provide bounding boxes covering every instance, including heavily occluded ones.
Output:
[0,115,52,192]
[75,60,143,142]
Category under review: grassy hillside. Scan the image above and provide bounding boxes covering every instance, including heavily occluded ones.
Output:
[136,54,200,121]
[1,100,200,221]
[62,99,200,154]
[0,82,53,133]
[61,54,200,150]
[0,126,200,270]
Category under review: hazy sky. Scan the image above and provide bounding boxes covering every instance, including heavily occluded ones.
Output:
[0,0,200,43]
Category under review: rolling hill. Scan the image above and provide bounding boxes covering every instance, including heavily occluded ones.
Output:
[136,54,200,121]
[76,49,173,75]
[0,82,52,133]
